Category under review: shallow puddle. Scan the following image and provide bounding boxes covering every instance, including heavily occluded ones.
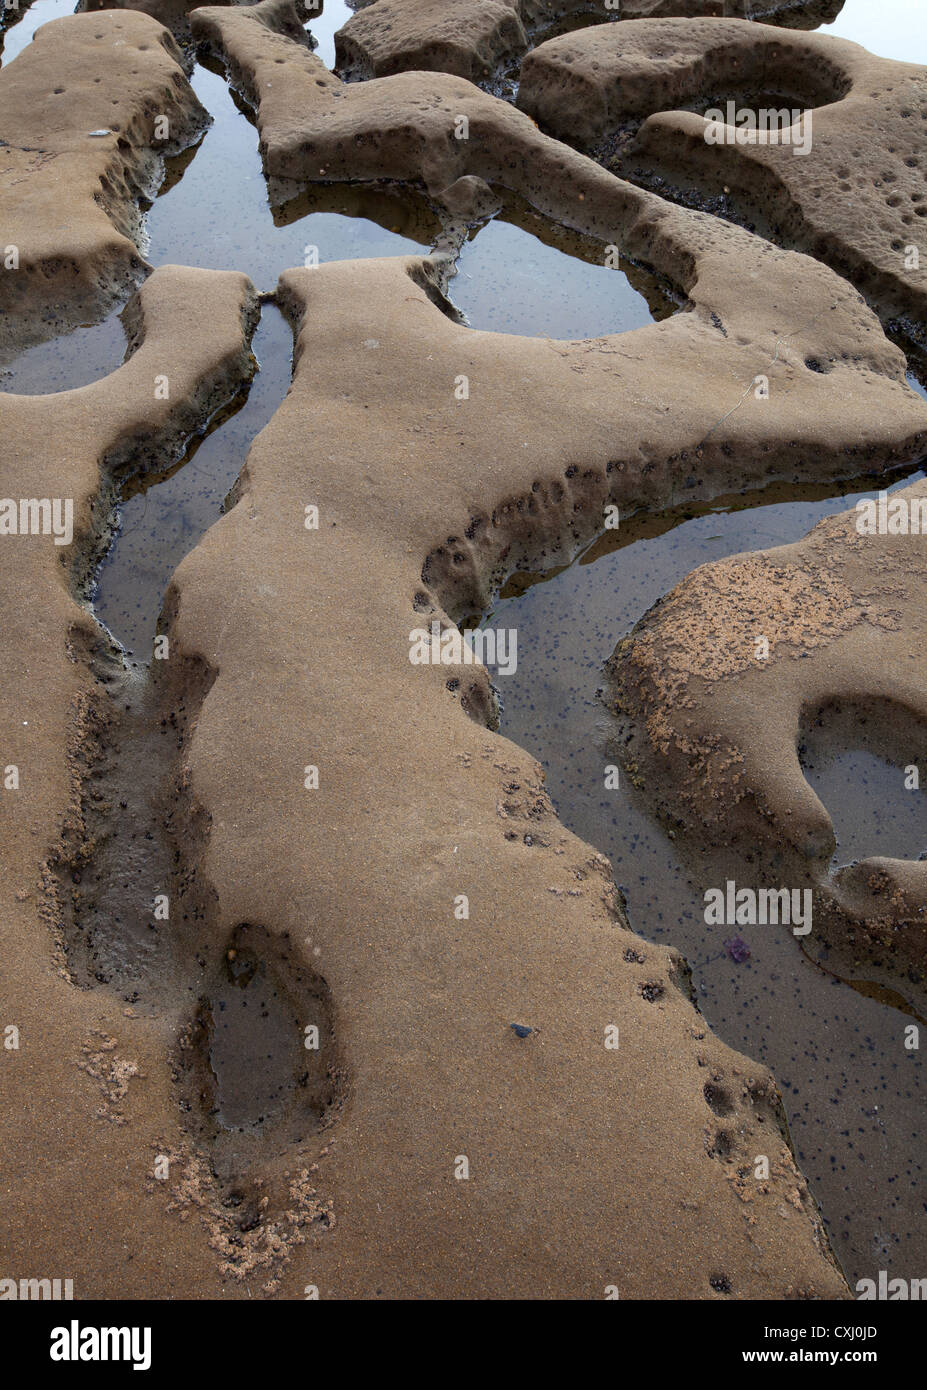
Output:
[304,0,353,71]
[486,465,927,1286]
[144,60,428,292]
[801,743,927,867]
[451,215,654,338]
[798,693,927,867]
[205,940,311,1134]
[0,313,126,392]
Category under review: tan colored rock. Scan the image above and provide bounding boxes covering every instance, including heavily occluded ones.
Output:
[335,0,847,82]
[518,18,927,343]
[79,0,212,45]
[0,10,207,362]
[605,477,927,1009]
[0,266,260,1298]
[191,0,922,342]
[73,0,312,46]
[2,249,892,1295]
[147,253,864,1297]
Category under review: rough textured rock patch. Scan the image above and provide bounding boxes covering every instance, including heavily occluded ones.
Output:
[518,18,927,341]
[335,0,847,81]
[606,479,927,1007]
[1,0,923,1298]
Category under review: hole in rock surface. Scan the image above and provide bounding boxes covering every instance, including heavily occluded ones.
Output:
[799,701,927,867]
[201,927,335,1136]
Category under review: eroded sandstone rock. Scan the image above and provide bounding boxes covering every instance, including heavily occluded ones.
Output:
[72,0,311,46]
[150,253,860,1297]
[518,18,927,345]
[1,0,922,1298]
[0,11,208,360]
[190,0,927,368]
[334,0,847,82]
[605,477,927,1009]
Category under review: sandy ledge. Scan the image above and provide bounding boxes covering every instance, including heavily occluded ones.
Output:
[0,11,211,361]
[334,0,847,82]
[145,253,867,1298]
